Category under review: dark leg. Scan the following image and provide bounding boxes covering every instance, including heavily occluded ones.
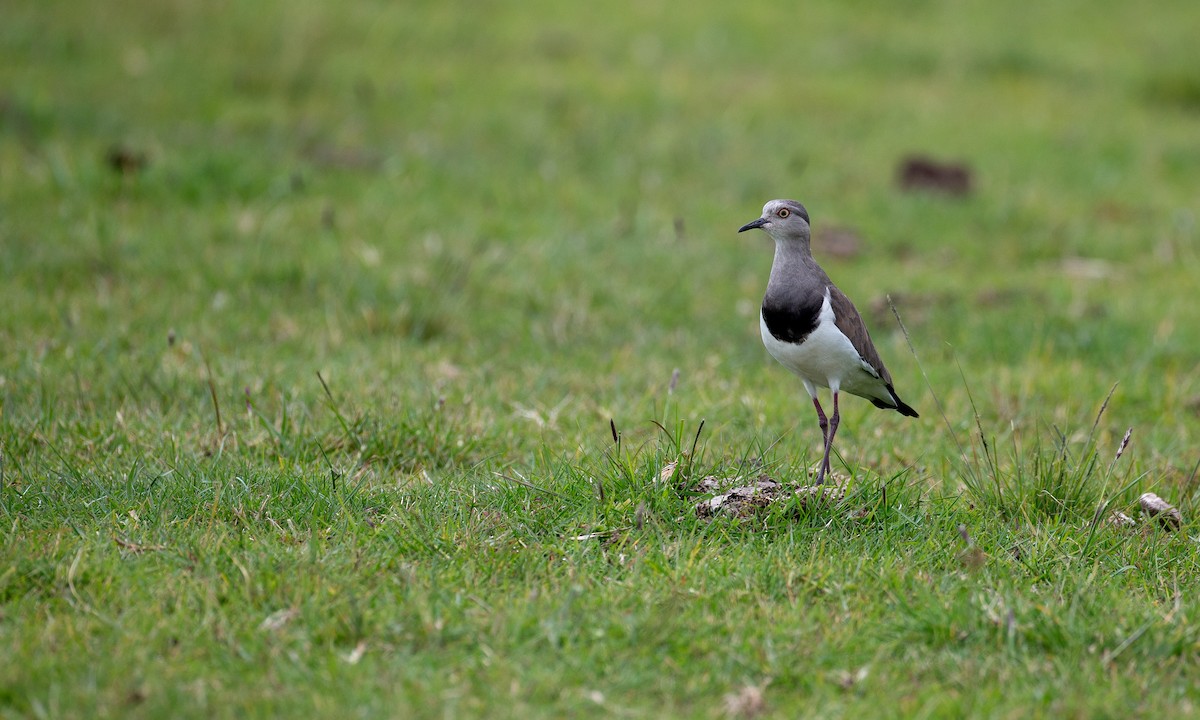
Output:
[816,392,841,485]
[812,397,829,446]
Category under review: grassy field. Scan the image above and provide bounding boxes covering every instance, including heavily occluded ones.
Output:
[4,0,1200,716]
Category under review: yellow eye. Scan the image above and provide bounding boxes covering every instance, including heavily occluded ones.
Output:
[778,208,790,218]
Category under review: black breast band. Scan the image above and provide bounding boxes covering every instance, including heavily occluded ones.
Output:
[761,300,820,344]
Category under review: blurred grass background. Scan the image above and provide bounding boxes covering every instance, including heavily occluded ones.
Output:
[3,0,1200,716]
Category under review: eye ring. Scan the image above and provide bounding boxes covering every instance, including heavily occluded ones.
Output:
[778,208,790,218]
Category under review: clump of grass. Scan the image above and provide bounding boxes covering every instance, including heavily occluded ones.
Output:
[959,382,1137,523]
[889,300,1139,524]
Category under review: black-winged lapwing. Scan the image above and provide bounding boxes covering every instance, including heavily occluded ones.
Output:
[739,199,918,485]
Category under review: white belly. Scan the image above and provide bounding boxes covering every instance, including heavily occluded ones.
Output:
[759,294,882,398]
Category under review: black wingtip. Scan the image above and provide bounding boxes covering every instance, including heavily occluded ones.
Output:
[871,389,919,418]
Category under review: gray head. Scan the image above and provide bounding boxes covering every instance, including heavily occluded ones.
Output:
[737,199,811,242]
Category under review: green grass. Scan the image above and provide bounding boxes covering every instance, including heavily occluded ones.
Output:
[4,0,1200,716]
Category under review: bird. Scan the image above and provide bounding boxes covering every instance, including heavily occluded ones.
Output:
[739,199,918,485]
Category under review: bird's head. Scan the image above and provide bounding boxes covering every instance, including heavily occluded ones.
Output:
[738,199,811,241]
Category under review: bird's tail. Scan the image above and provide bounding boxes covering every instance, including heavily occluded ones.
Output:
[871,385,919,418]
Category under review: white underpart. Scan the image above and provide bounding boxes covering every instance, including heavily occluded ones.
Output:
[760,289,890,404]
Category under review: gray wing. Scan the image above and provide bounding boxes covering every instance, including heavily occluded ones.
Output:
[827,284,893,386]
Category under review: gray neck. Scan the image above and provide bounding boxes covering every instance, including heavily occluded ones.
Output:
[765,238,828,306]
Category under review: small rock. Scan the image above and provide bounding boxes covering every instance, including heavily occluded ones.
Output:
[1139,493,1182,530]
